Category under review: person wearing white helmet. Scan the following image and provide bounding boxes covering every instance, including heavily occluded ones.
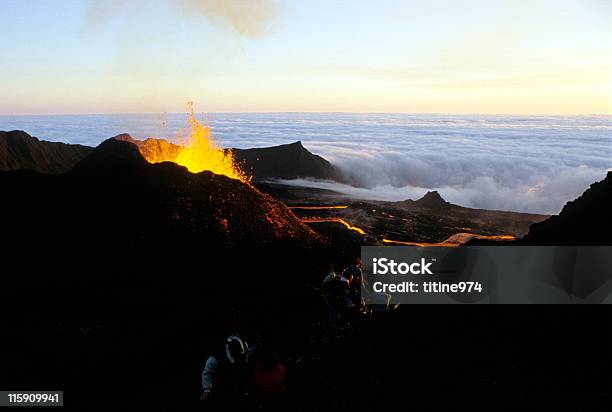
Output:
[200,334,250,404]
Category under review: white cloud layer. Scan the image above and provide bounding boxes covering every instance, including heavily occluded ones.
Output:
[212,113,610,214]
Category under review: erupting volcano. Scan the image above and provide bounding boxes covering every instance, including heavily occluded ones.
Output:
[141,103,250,182]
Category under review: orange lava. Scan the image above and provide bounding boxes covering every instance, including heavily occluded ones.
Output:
[289,205,349,210]
[302,217,366,235]
[383,233,515,247]
[141,102,250,182]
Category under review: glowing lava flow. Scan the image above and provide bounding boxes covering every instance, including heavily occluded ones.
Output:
[383,233,515,247]
[141,103,250,183]
[302,217,366,235]
[289,205,349,210]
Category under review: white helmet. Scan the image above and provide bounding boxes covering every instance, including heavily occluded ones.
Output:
[225,334,248,364]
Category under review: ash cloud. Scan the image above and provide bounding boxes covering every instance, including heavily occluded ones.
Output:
[174,0,277,37]
[86,0,127,26]
[86,0,277,37]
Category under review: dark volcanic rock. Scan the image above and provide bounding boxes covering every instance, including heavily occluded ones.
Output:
[414,190,450,210]
[230,141,340,181]
[518,171,612,245]
[69,137,148,175]
[0,130,92,173]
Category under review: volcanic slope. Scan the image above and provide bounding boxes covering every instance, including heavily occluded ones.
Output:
[1,137,320,250]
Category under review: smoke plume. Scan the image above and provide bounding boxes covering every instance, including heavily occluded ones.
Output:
[86,0,277,37]
[174,0,277,37]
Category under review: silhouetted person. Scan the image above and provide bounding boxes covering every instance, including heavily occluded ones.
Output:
[322,265,343,324]
[342,259,362,300]
[200,334,250,408]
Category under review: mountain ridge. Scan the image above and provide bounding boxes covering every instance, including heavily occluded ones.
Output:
[0,130,92,173]
[0,130,340,181]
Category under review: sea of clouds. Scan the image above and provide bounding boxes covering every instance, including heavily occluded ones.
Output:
[1,112,609,214]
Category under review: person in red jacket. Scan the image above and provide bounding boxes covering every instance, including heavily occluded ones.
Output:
[251,345,286,409]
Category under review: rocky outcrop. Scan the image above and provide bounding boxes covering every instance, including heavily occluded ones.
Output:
[414,190,450,210]
[230,141,340,181]
[517,171,612,245]
[0,130,92,173]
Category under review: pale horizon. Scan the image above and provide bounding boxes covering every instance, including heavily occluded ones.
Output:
[2,110,611,117]
[1,0,611,115]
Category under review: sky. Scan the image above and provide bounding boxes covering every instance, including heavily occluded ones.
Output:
[1,0,610,115]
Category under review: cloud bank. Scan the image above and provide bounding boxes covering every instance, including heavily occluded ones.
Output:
[307,140,609,214]
[206,113,611,215]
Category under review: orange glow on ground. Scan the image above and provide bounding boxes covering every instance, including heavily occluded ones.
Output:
[289,205,349,210]
[302,217,366,235]
[383,233,515,247]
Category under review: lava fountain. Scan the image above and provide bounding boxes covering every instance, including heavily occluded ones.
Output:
[142,103,250,183]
